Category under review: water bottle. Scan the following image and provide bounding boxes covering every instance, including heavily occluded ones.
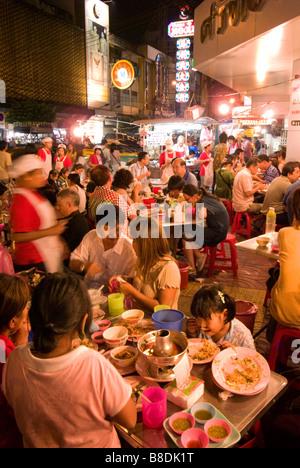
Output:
[265,207,276,241]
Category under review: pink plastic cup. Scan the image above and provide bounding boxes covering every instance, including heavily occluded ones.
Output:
[142,387,167,429]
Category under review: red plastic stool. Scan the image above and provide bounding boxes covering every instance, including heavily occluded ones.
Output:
[220,199,233,225]
[231,211,253,239]
[268,324,300,372]
[204,233,238,277]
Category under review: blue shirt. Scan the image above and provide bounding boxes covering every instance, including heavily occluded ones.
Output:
[263,164,279,184]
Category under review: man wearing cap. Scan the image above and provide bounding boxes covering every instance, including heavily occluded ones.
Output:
[54,144,73,172]
[88,145,103,168]
[9,154,67,273]
[37,137,53,178]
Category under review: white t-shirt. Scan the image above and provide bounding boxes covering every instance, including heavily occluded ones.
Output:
[2,344,132,448]
[232,167,254,212]
[129,162,149,185]
[70,230,137,285]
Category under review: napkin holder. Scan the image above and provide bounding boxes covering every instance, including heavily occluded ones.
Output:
[164,353,204,409]
[164,376,204,409]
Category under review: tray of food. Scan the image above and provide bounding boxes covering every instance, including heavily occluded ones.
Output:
[163,404,240,448]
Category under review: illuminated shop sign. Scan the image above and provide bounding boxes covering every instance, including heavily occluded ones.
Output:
[176,71,190,82]
[201,0,268,43]
[111,60,135,90]
[168,20,194,104]
[168,20,194,38]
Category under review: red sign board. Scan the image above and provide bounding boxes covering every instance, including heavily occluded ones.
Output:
[111,60,135,90]
[168,20,194,38]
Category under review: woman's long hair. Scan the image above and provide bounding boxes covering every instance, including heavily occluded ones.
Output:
[130,216,174,282]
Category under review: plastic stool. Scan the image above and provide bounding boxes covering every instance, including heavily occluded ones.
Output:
[220,199,233,224]
[204,233,238,278]
[268,323,300,372]
[231,211,253,239]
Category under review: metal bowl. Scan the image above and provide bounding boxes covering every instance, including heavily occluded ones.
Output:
[137,329,188,367]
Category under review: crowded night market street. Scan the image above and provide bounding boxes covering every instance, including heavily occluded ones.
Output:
[0,0,299,453]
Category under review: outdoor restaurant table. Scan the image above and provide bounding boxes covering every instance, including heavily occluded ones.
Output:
[235,234,279,261]
[115,361,288,448]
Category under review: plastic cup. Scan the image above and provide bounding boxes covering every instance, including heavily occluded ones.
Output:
[108,293,125,317]
[153,304,170,312]
[142,387,167,429]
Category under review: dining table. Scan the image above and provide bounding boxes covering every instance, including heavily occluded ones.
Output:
[235,234,279,260]
[114,353,288,449]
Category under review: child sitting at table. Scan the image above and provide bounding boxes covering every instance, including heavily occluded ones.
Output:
[2,272,137,448]
[186,284,255,350]
[0,273,30,448]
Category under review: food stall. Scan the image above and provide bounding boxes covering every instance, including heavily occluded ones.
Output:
[133,117,218,162]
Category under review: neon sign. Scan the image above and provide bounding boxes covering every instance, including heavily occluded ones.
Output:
[168,20,194,38]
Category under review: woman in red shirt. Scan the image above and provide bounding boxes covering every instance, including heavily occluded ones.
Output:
[88,146,103,168]
[198,141,213,188]
[54,144,72,172]
[0,274,30,448]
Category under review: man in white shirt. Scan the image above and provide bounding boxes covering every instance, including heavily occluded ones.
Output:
[69,204,137,286]
[37,137,53,178]
[129,151,151,186]
[232,157,265,213]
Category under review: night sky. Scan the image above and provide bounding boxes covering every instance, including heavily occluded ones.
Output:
[109,0,203,43]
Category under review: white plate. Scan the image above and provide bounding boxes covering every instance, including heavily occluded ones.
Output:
[211,347,270,396]
[188,339,220,364]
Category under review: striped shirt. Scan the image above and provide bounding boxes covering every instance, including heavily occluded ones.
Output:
[263,164,279,184]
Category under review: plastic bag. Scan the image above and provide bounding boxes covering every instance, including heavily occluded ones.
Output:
[0,245,14,275]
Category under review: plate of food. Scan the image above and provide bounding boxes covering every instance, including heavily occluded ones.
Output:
[111,318,154,341]
[72,337,99,351]
[188,339,220,364]
[211,347,270,396]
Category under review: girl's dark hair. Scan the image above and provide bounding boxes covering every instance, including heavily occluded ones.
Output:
[29,273,92,354]
[86,181,96,194]
[68,172,82,188]
[59,167,70,177]
[183,184,209,198]
[0,274,30,329]
[191,284,235,324]
[0,183,7,196]
[112,168,133,190]
[48,170,58,179]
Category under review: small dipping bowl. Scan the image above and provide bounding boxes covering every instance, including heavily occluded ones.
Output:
[256,236,269,247]
[110,345,138,367]
[91,331,105,344]
[181,428,209,449]
[122,309,144,325]
[169,412,195,435]
[190,402,216,425]
[204,418,231,443]
[95,319,111,331]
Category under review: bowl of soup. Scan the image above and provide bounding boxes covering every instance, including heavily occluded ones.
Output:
[169,412,195,435]
[181,428,209,448]
[191,402,216,424]
[122,309,144,325]
[204,418,231,443]
[110,345,138,367]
